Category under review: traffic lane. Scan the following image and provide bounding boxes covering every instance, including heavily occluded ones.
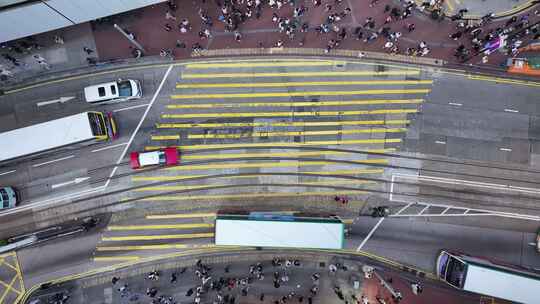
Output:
[350,217,540,272]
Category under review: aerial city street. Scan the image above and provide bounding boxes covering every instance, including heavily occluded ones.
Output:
[0,0,540,304]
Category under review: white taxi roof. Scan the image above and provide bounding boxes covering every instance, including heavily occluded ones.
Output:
[138,151,161,167]
[84,81,119,102]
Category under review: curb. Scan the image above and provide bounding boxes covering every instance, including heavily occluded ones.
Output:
[413,0,539,20]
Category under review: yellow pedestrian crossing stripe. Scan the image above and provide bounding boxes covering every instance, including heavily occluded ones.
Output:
[162,109,418,119]
[166,99,423,109]
[185,61,344,69]
[151,135,180,140]
[141,190,369,201]
[146,213,217,219]
[107,223,214,230]
[132,168,384,181]
[181,70,421,79]
[181,151,389,161]
[163,160,387,171]
[135,179,376,192]
[175,80,433,89]
[146,138,402,151]
[156,119,410,129]
[170,89,430,99]
[185,128,407,139]
[102,233,215,241]
[96,244,214,251]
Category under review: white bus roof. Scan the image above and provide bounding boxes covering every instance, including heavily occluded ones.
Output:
[464,263,540,304]
[215,218,344,249]
[0,113,95,162]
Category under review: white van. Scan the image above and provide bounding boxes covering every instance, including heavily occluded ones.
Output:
[84,79,142,104]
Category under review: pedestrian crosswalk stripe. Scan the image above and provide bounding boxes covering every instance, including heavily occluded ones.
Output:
[96,244,215,251]
[107,223,214,230]
[150,135,180,140]
[163,160,388,171]
[156,119,410,129]
[170,89,430,99]
[146,138,402,151]
[185,61,344,69]
[146,213,217,219]
[102,233,215,241]
[135,179,376,192]
[342,219,354,224]
[175,80,433,89]
[186,128,407,139]
[162,109,418,119]
[93,256,140,262]
[141,190,368,201]
[166,99,423,109]
[132,168,385,181]
[181,70,421,79]
[182,151,389,161]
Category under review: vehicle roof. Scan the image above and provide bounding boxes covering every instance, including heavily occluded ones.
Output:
[138,151,161,167]
[84,81,119,102]
[0,113,95,163]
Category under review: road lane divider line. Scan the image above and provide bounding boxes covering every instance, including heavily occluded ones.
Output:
[356,217,385,251]
[96,244,214,251]
[107,223,215,230]
[166,99,423,109]
[113,103,150,113]
[135,180,376,191]
[162,109,418,119]
[93,256,140,262]
[132,168,385,181]
[0,170,16,176]
[186,128,407,139]
[141,190,368,201]
[146,138,402,151]
[468,75,540,87]
[181,151,389,161]
[146,213,217,219]
[181,70,421,79]
[32,155,74,167]
[162,160,388,171]
[102,233,215,241]
[91,142,128,153]
[175,80,433,89]
[156,120,410,129]
[170,89,431,99]
[185,61,344,69]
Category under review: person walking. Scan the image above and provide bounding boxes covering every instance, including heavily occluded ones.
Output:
[83,46,94,55]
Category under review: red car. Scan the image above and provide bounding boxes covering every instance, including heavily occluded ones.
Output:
[130,147,178,169]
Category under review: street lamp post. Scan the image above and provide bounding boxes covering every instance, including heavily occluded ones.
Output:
[113,24,146,55]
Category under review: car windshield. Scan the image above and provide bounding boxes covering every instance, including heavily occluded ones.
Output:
[445,256,467,288]
[158,151,166,163]
[118,80,133,97]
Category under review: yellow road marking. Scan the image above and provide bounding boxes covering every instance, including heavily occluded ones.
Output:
[342,219,354,224]
[147,138,402,151]
[108,223,214,230]
[445,0,455,13]
[147,213,217,219]
[142,190,368,201]
[94,256,140,262]
[186,61,344,69]
[0,275,20,302]
[157,119,410,129]
[151,135,180,140]
[96,244,214,251]
[182,151,389,161]
[181,70,421,79]
[166,99,423,109]
[164,160,387,171]
[162,109,418,119]
[136,180,376,191]
[102,233,215,241]
[176,80,433,89]
[132,168,384,181]
[171,89,430,99]
[186,128,407,139]
[468,75,540,87]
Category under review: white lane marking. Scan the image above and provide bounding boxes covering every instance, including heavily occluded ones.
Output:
[448,102,462,106]
[499,148,512,152]
[393,202,413,215]
[0,170,16,176]
[51,176,90,189]
[36,96,75,107]
[91,142,128,153]
[356,217,385,251]
[504,108,519,113]
[435,141,446,144]
[105,65,174,189]
[389,174,395,201]
[113,103,150,113]
[32,155,74,167]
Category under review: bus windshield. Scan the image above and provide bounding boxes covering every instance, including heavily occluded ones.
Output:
[444,256,467,288]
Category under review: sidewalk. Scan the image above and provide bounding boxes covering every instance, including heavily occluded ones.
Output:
[440,0,535,17]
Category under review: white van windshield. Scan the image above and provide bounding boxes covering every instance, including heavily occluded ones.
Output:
[118,80,133,97]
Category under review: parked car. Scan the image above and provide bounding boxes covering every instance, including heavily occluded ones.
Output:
[130,147,178,169]
[84,79,142,104]
[0,186,18,210]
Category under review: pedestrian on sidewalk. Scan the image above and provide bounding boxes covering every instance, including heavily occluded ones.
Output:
[53,35,64,44]
[234,31,242,42]
[411,282,422,295]
[165,10,177,21]
[164,23,173,32]
[83,47,94,55]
